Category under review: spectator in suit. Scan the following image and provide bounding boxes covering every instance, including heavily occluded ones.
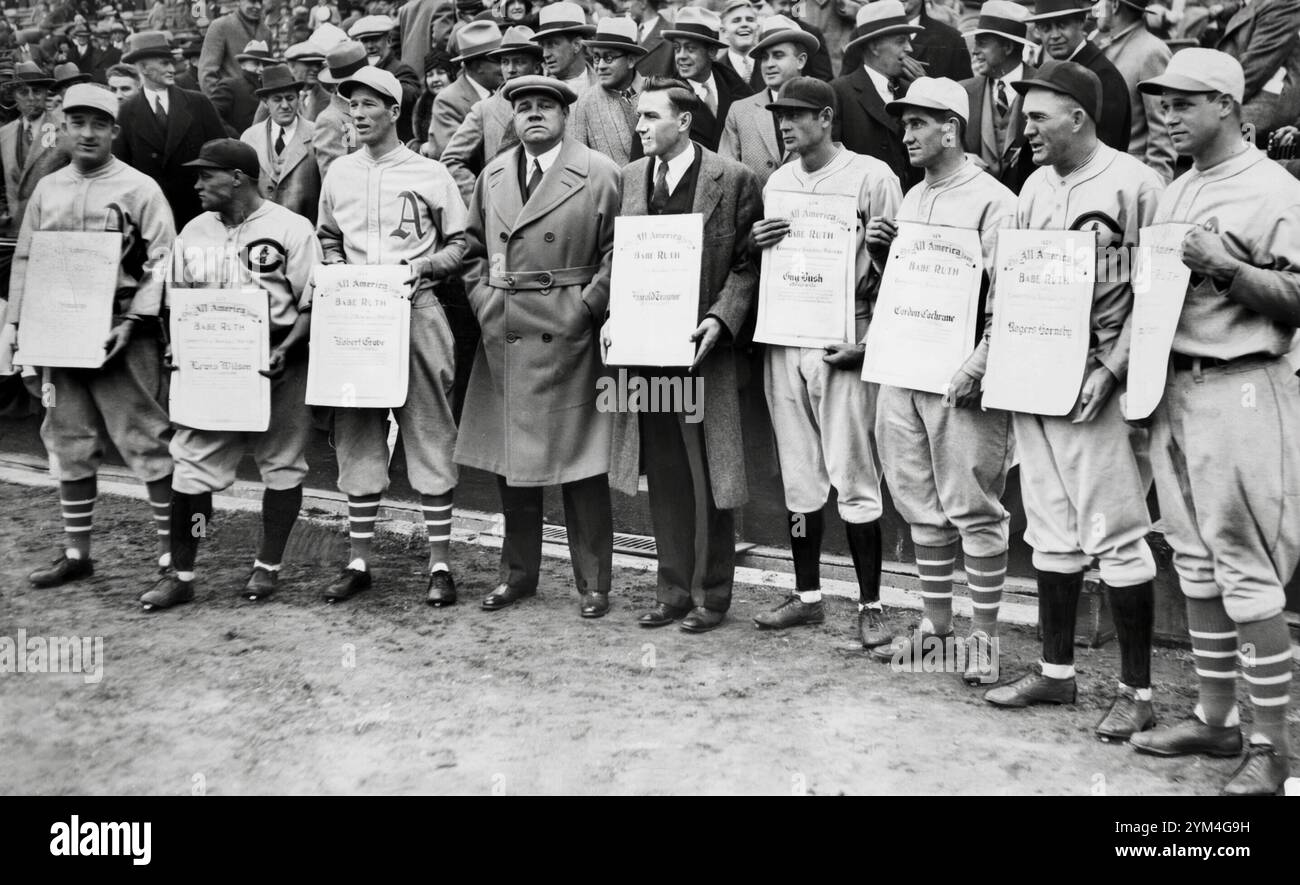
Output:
[311,39,368,176]
[1099,0,1175,183]
[1214,0,1300,143]
[720,13,818,185]
[1027,0,1132,152]
[14,29,52,67]
[199,0,272,97]
[569,16,646,167]
[961,0,1038,193]
[831,0,924,189]
[761,0,835,82]
[240,63,321,222]
[664,5,752,151]
[716,0,761,92]
[211,39,273,136]
[629,0,675,78]
[530,1,598,96]
[441,25,537,197]
[173,36,202,92]
[428,19,502,155]
[800,0,858,76]
[348,14,422,139]
[0,63,63,239]
[68,22,107,77]
[113,30,228,226]
[283,21,349,122]
[842,0,972,82]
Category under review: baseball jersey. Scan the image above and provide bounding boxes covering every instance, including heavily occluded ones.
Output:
[764,146,903,339]
[317,142,468,289]
[1153,147,1300,360]
[173,201,324,331]
[5,157,175,325]
[1017,144,1163,379]
[896,159,1018,380]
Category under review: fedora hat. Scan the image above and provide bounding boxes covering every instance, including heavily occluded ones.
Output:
[451,20,503,62]
[531,2,596,40]
[52,62,92,89]
[487,25,545,59]
[748,14,820,60]
[962,0,1033,46]
[122,30,175,63]
[662,7,727,50]
[236,40,276,63]
[11,61,55,87]
[844,1,925,54]
[318,40,368,84]
[1025,0,1090,22]
[583,17,647,57]
[256,63,304,97]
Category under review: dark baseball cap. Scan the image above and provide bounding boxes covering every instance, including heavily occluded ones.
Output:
[1011,59,1101,123]
[183,138,260,178]
[766,76,836,113]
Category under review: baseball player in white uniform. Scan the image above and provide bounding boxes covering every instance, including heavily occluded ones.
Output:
[1,83,176,590]
[863,77,1018,684]
[748,77,902,649]
[982,62,1166,744]
[316,66,468,605]
[141,138,322,611]
[1128,50,1300,796]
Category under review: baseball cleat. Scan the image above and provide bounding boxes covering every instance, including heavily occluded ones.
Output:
[1129,718,1243,758]
[324,567,371,602]
[426,570,457,606]
[984,670,1077,707]
[140,574,194,612]
[1221,742,1289,796]
[28,554,95,588]
[857,606,891,649]
[754,595,824,630]
[244,566,278,601]
[1095,691,1155,742]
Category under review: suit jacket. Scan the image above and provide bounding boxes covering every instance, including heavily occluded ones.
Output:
[798,0,856,77]
[719,88,784,186]
[1101,23,1175,184]
[1217,0,1300,105]
[687,64,754,153]
[716,50,763,94]
[831,67,920,190]
[1070,41,1133,154]
[397,0,439,72]
[241,115,321,223]
[311,91,357,179]
[792,16,835,83]
[430,72,489,158]
[441,90,518,205]
[0,110,64,237]
[962,66,1037,194]
[569,81,643,169]
[599,145,762,510]
[112,86,229,227]
[211,69,263,136]
[69,43,110,80]
[174,68,200,92]
[198,11,272,96]
[840,9,972,81]
[634,13,676,79]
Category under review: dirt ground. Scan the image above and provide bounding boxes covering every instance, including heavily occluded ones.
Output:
[1,483,1293,796]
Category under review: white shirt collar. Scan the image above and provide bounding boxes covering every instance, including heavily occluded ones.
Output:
[640,14,659,40]
[656,142,695,195]
[727,49,752,74]
[272,116,298,144]
[143,84,168,110]
[524,139,564,176]
[1067,41,1085,61]
[863,65,893,104]
[466,72,492,101]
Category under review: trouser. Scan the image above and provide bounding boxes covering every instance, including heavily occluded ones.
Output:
[640,407,735,612]
[41,332,172,482]
[496,473,612,595]
[1150,355,1300,622]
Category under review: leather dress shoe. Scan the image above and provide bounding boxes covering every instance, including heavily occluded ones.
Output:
[639,602,690,627]
[481,583,535,611]
[324,567,371,602]
[29,554,94,588]
[580,591,610,618]
[680,606,725,633]
[984,670,1077,707]
[962,631,997,685]
[244,566,278,601]
[754,596,824,630]
[140,574,195,612]
[857,606,891,649]
[426,570,457,606]
[870,627,954,664]
[1095,691,1156,742]
[1129,717,1243,758]
[1222,742,1290,796]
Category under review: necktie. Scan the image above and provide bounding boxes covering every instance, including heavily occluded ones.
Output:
[525,158,543,200]
[650,160,669,213]
[696,79,716,116]
[154,96,168,131]
[620,87,637,105]
[888,77,902,99]
[995,79,1009,120]
[274,126,286,156]
[17,122,30,167]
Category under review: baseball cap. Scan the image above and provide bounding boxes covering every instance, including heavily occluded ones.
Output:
[503,74,578,106]
[1012,59,1102,124]
[886,76,970,125]
[1138,48,1244,104]
[765,76,836,113]
[183,138,261,178]
[62,82,118,121]
[338,66,404,105]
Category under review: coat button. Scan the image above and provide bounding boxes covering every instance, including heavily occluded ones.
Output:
[537,272,552,287]
[504,276,515,287]
[544,231,555,242]
[506,332,519,343]
[499,231,508,241]
[542,333,553,343]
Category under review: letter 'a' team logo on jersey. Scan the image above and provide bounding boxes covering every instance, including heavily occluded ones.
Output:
[390,191,426,241]
[245,238,286,274]
[1069,210,1123,250]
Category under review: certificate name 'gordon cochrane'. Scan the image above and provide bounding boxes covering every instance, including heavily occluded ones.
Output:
[305,264,411,409]
[862,222,983,394]
[169,288,271,432]
[754,191,857,348]
[982,228,1097,416]
[606,213,703,367]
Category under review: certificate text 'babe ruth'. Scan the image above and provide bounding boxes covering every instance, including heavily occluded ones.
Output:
[983,229,1096,416]
[14,231,120,369]
[305,264,412,408]
[606,213,703,367]
[169,288,271,432]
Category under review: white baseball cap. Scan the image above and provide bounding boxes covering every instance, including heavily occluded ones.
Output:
[1138,48,1245,104]
[886,76,971,125]
[338,66,404,106]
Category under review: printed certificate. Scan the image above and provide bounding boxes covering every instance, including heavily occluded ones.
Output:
[306,265,411,408]
[14,231,120,368]
[169,288,271,432]
[1125,223,1195,420]
[606,213,703,367]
